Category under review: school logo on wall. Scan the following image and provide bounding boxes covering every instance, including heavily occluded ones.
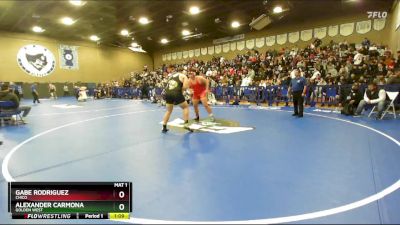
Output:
[17,44,56,77]
[59,45,79,70]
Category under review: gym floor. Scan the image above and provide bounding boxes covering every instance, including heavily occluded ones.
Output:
[0,98,399,224]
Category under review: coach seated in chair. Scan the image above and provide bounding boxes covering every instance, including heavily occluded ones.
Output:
[354,82,388,119]
[340,83,362,116]
[0,83,31,119]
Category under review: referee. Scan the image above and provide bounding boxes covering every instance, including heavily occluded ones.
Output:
[288,69,307,118]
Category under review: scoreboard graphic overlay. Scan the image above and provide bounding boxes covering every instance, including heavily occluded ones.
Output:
[8,182,132,220]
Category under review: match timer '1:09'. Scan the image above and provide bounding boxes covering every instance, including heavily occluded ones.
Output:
[8,182,132,220]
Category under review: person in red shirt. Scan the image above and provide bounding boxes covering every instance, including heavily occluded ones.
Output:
[188,69,215,122]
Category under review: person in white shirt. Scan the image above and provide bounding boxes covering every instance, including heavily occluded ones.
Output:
[206,68,212,77]
[354,82,388,119]
[353,51,363,65]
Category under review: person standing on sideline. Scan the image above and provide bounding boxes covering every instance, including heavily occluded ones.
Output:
[288,69,307,117]
[31,83,40,104]
[63,83,69,96]
[49,83,57,99]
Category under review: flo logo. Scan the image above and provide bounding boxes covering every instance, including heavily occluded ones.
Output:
[17,44,56,77]
[161,118,254,134]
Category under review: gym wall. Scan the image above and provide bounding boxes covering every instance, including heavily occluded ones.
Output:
[153,13,391,68]
[0,31,153,83]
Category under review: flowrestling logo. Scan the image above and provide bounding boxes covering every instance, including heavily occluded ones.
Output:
[17,44,56,77]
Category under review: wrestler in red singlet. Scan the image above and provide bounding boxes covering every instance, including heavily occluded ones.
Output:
[188,70,215,122]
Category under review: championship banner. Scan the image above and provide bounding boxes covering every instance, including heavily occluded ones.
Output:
[188,49,194,58]
[328,25,339,37]
[340,22,354,36]
[223,43,230,53]
[300,30,312,41]
[201,47,207,55]
[255,37,265,48]
[356,20,371,34]
[276,33,287,45]
[59,45,79,70]
[314,27,327,39]
[230,42,237,51]
[177,52,182,59]
[373,18,386,31]
[215,45,222,54]
[207,46,215,55]
[166,53,172,61]
[266,36,276,46]
[246,39,255,49]
[171,52,177,60]
[288,31,299,43]
[162,54,166,61]
[194,49,201,57]
[182,51,188,58]
[236,41,245,51]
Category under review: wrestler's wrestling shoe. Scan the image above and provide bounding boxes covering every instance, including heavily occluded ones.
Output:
[161,125,169,133]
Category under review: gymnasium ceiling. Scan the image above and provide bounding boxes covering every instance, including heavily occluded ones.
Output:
[0,0,395,54]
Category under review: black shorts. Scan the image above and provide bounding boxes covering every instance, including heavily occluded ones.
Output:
[165,92,185,105]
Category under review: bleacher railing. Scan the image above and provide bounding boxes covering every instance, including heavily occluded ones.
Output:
[100,84,400,106]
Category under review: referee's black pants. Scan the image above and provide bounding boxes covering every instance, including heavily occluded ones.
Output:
[292,91,304,116]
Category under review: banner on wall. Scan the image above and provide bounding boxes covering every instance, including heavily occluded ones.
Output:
[172,52,177,60]
[59,45,79,70]
[373,18,386,31]
[223,43,230,53]
[215,45,222,54]
[276,34,287,45]
[356,20,371,34]
[266,36,276,46]
[177,51,182,59]
[201,47,207,55]
[162,54,166,61]
[255,37,265,48]
[246,39,255,49]
[300,30,313,41]
[194,49,200,57]
[237,41,245,50]
[188,49,194,58]
[207,46,214,55]
[230,42,237,51]
[17,44,56,77]
[328,25,339,37]
[288,31,299,43]
[167,53,172,61]
[183,51,188,58]
[340,22,355,36]
[314,27,327,39]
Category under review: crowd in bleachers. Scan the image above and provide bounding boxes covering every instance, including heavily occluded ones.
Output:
[113,38,400,93]
[104,38,400,109]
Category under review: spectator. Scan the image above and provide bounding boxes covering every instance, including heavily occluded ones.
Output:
[0,83,31,119]
[387,69,400,84]
[49,83,57,99]
[63,83,69,96]
[354,82,388,119]
[340,83,362,116]
[31,83,40,104]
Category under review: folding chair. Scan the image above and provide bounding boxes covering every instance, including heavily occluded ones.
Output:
[368,91,399,119]
[0,101,24,125]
